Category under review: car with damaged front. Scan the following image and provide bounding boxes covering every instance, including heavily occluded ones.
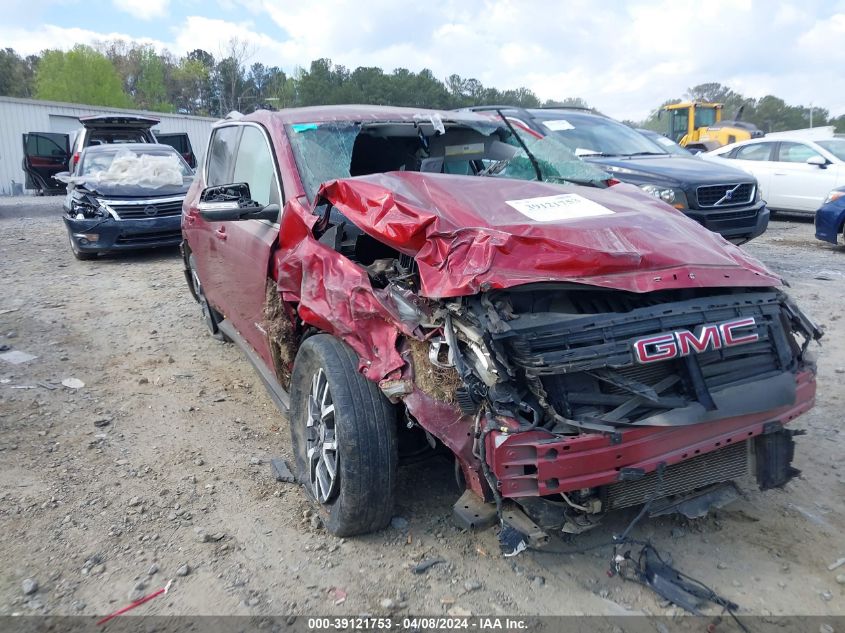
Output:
[59,143,194,260]
[181,106,821,544]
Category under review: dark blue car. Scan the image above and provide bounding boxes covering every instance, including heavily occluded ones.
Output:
[59,143,193,260]
[466,106,769,244]
[815,187,845,245]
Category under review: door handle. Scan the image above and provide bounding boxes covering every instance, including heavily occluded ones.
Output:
[215,227,227,240]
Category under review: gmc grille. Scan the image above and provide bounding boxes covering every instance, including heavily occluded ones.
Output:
[494,291,796,427]
[696,183,755,208]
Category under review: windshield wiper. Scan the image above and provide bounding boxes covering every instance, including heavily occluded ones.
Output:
[547,176,605,188]
[494,109,543,181]
[624,151,666,156]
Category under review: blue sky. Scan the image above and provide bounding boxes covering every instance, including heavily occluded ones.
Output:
[3,0,845,121]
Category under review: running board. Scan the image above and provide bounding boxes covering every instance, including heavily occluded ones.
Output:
[218,319,290,416]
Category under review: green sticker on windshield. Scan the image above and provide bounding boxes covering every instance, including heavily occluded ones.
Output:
[292,123,319,132]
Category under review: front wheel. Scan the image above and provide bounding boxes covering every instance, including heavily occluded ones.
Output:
[290,335,398,536]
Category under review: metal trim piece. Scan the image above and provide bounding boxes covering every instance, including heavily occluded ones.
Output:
[98,196,186,205]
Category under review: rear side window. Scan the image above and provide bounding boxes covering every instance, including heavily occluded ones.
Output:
[231,125,281,207]
[87,131,151,145]
[157,134,188,153]
[206,126,241,186]
[25,133,67,157]
[777,142,822,163]
[732,143,774,161]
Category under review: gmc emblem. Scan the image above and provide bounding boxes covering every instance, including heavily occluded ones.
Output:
[632,317,759,364]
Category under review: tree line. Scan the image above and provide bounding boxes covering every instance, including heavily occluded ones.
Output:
[0,40,563,116]
[0,43,842,134]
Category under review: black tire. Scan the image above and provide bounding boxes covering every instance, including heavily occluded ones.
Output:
[67,228,97,260]
[188,254,225,340]
[290,334,398,536]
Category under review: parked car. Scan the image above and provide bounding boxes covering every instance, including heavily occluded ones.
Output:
[59,143,193,260]
[815,187,845,245]
[704,136,845,214]
[465,106,769,243]
[636,128,693,156]
[22,114,196,194]
[181,105,820,542]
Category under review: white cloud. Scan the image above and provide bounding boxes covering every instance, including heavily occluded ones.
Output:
[112,0,170,20]
[2,0,844,119]
[0,24,167,54]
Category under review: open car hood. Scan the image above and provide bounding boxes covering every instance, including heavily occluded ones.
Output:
[318,172,779,298]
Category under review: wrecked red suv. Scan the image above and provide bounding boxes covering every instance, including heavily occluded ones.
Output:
[181,106,821,541]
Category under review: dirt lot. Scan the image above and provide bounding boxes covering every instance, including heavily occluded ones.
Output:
[1,198,844,623]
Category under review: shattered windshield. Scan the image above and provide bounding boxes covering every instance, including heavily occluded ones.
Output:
[495,125,610,186]
[286,123,360,202]
[287,119,610,201]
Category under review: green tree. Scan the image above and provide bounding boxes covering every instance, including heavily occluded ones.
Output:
[0,48,36,97]
[35,45,129,107]
[542,97,590,109]
[135,46,170,111]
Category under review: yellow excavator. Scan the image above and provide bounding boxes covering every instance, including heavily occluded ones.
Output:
[662,102,763,152]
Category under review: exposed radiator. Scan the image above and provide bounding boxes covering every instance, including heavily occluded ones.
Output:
[605,440,751,510]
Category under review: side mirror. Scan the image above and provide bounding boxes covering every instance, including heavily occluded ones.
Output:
[806,155,827,168]
[198,183,279,222]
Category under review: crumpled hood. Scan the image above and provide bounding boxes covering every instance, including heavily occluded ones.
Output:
[318,172,779,298]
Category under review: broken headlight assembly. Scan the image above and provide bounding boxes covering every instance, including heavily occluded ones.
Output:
[70,196,108,219]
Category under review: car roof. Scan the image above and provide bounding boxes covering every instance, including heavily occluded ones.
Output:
[237,104,503,127]
[709,136,835,155]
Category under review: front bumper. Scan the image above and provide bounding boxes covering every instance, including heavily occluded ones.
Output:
[685,200,769,243]
[814,201,845,245]
[64,215,182,253]
[487,369,815,498]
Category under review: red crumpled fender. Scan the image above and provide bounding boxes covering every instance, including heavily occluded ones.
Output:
[273,197,409,380]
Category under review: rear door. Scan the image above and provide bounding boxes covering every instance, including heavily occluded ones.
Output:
[22,133,69,194]
[769,142,839,212]
[155,133,197,169]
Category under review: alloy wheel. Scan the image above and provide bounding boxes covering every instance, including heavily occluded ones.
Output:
[306,368,340,503]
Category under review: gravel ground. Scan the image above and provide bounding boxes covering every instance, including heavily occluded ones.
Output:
[0,198,843,623]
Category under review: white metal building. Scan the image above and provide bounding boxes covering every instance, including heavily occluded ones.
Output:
[0,96,217,195]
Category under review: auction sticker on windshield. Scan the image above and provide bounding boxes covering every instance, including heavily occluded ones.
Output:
[543,119,575,131]
[506,193,615,222]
